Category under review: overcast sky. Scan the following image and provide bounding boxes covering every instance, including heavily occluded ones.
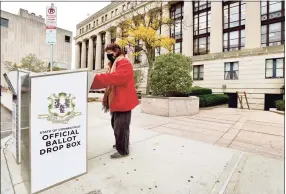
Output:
[1,1,111,69]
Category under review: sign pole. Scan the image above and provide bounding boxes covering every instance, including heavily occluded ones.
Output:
[46,3,56,72]
[50,45,53,72]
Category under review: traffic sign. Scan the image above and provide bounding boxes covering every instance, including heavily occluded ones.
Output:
[46,29,56,45]
[46,5,57,29]
[46,4,57,45]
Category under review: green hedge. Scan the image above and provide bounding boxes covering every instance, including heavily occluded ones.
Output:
[199,94,229,108]
[275,100,285,111]
[188,87,212,96]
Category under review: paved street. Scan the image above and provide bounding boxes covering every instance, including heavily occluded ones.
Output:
[1,106,12,139]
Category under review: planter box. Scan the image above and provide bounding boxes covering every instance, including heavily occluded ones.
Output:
[269,108,285,115]
[141,96,199,117]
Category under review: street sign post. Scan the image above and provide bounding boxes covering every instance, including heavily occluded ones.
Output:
[46,3,57,72]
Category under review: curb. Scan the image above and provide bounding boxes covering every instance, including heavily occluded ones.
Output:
[1,134,13,148]
[1,103,12,113]
[269,108,285,115]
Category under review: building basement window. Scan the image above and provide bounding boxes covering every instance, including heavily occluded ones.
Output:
[65,36,71,43]
[266,58,284,78]
[0,18,9,27]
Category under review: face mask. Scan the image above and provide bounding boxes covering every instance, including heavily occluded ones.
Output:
[107,53,115,63]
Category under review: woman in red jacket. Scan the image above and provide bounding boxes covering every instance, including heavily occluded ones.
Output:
[91,43,139,159]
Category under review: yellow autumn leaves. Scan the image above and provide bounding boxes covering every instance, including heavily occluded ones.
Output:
[116,17,175,53]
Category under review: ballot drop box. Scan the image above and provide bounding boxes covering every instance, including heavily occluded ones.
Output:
[3,69,30,164]
[19,69,88,194]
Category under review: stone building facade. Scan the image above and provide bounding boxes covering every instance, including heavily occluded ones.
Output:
[1,9,72,87]
[74,1,285,110]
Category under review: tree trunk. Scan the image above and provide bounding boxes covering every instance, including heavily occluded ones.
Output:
[145,62,153,95]
[145,48,155,95]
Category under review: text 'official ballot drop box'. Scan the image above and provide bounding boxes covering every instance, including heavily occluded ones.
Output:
[19,69,88,194]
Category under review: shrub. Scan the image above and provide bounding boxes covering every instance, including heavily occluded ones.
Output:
[275,100,285,111]
[150,53,192,97]
[188,87,212,96]
[199,94,229,108]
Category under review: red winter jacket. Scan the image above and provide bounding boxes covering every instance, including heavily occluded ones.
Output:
[91,58,139,112]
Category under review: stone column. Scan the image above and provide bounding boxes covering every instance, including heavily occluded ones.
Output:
[115,26,121,42]
[210,2,223,53]
[88,37,94,71]
[182,2,193,57]
[80,40,87,68]
[95,33,102,70]
[245,1,261,49]
[160,3,170,54]
[104,31,112,68]
[75,43,81,69]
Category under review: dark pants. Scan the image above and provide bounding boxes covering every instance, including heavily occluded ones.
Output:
[111,111,131,155]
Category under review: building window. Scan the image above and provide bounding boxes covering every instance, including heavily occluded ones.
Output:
[101,33,106,69]
[155,25,162,57]
[123,4,126,12]
[89,24,91,29]
[155,47,161,57]
[223,1,246,52]
[93,21,95,27]
[80,29,81,34]
[105,14,107,21]
[115,9,118,15]
[170,2,184,54]
[193,1,211,56]
[135,40,143,63]
[266,58,284,78]
[193,65,204,80]
[86,25,88,32]
[65,36,70,43]
[102,16,104,23]
[111,11,114,18]
[127,2,131,9]
[82,28,84,33]
[225,62,239,80]
[96,19,98,26]
[0,18,9,27]
[261,1,285,47]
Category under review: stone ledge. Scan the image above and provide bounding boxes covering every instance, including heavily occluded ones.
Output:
[141,96,199,117]
[192,45,284,62]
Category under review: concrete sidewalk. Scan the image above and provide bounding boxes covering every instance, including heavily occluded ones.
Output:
[1,100,284,194]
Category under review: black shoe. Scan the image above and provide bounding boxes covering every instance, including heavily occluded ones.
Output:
[110,152,128,159]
